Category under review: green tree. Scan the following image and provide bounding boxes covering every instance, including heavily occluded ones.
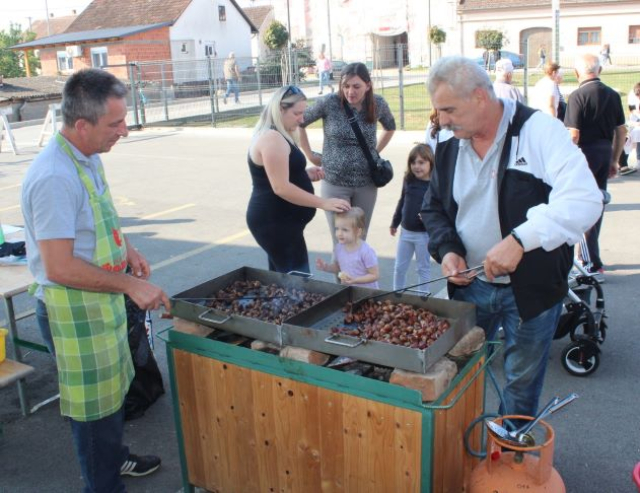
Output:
[263,20,293,84]
[429,26,446,59]
[0,23,40,78]
[263,20,289,51]
[476,29,506,69]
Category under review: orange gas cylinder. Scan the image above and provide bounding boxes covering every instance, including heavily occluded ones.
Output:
[469,415,566,493]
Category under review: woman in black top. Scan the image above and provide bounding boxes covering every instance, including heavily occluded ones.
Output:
[247,86,350,273]
[390,144,434,292]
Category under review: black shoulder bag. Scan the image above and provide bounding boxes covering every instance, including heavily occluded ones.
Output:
[342,100,394,187]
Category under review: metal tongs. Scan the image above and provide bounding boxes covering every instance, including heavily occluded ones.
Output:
[350,264,485,311]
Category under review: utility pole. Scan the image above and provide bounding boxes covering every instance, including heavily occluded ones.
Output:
[327,0,333,61]
[552,0,560,63]
[428,0,432,66]
[45,0,51,36]
[286,0,293,84]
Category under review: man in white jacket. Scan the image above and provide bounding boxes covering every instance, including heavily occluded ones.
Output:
[422,56,602,419]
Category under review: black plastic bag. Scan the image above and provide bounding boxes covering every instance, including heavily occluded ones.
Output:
[124,295,165,421]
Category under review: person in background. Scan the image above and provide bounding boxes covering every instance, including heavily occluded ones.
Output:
[564,53,626,281]
[390,144,434,293]
[618,82,640,176]
[537,46,546,68]
[299,62,396,243]
[421,56,602,419]
[21,69,170,492]
[492,58,524,103]
[424,108,454,153]
[316,52,334,95]
[316,207,379,288]
[246,85,350,274]
[223,52,241,104]
[532,62,562,118]
[599,44,612,66]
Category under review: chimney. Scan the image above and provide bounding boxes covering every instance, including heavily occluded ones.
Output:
[50,13,54,18]
[72,9,77,14]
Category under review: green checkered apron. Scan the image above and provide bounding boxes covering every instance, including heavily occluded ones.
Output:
[43,134,134,421]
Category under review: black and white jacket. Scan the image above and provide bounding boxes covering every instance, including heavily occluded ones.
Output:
[421,101,602,320]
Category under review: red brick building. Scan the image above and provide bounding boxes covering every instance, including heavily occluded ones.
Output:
[12,0,256,81]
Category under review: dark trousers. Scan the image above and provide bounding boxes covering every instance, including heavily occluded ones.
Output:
[581,141,612,271]
[247,217,311,274]
[36,299,129,493]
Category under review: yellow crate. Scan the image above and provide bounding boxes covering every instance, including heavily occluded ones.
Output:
[0,327,7,363]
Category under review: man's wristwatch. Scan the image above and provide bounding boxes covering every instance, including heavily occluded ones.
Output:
[510,230,524,249]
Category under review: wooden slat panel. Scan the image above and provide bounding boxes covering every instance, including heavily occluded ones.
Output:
[173,350,423,492]
[432,358,485,493]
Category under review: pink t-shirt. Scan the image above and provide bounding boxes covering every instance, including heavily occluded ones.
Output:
[335,241,379,288]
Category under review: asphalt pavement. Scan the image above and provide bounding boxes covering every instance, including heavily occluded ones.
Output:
[1,123,639,492]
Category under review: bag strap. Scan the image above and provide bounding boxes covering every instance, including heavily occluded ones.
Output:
[342,99,378,172]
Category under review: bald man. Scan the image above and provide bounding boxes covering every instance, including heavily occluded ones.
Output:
[564,53,626,280]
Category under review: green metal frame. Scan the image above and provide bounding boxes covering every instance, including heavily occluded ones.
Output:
[159,327,496,493]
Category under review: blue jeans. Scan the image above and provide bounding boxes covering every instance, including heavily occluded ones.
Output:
[393,228,431,292]
[224,79,239,102]
[452,279,562,418]
[319,70,330,92]
[36,299,129,493]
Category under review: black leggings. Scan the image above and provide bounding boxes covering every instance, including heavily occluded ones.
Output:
[248,219,310,274]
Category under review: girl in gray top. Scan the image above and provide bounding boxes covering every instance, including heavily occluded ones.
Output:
[299,62,396,242]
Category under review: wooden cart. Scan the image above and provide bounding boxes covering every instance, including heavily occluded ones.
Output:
[163,322,491,493]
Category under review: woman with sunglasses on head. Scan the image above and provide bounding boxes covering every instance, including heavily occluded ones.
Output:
[298,62,396,244]
[247,85,351,274]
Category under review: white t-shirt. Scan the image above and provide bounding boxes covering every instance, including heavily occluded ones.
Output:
[532,77,560,116]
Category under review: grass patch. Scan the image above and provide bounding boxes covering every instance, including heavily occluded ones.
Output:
[180,69,639,131]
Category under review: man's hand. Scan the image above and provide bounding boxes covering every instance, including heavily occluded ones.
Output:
[484,234,524,281]
[126,244,151,280]
[126,276,171,312]
[441,252,474,286]
[608,161,619,179]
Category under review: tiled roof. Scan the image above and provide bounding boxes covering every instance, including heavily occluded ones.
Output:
[11,23,172,49]
[30,15,78,39]
[0,75,67,102]
[65,0,257,33]
[459,0,629,10]
[66,0,191,31]
[243,6,273,30]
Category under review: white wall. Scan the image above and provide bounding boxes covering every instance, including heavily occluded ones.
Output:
[170,0,253,81]
[458,3,640,64]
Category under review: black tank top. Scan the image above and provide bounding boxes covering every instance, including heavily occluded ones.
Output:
[247,136,316,224]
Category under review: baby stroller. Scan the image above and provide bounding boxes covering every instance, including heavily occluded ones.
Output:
[554,245,607,377]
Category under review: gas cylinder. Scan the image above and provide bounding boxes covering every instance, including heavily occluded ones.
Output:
[469,415,566,493]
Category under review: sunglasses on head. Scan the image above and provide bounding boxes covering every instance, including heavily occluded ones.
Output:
[282,85,303,100]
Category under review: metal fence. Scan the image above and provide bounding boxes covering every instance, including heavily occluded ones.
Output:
[104,46,640,132]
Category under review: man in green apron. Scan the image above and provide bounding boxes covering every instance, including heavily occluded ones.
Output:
[21,69,171,493]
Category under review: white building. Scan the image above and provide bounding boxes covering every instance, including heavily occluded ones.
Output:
[237,0,639,68]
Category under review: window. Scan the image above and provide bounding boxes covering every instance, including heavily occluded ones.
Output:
[630,25,640,44]
[577,27,601,46]
[56,51,73,71]
[90,46,108,68]
[218,5,226,21]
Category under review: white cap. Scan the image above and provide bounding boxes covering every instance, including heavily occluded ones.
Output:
[495,59,514,73]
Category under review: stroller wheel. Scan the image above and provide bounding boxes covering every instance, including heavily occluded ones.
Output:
[562,340,600,376]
